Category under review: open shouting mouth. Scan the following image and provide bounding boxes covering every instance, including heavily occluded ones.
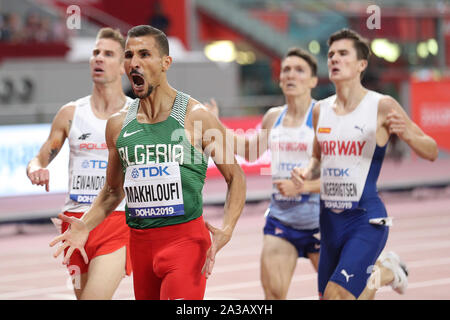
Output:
[130,70,145,92]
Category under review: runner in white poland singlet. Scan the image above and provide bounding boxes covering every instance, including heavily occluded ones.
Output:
[62,95,134,212]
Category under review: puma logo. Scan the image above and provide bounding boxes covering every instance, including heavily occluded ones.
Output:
[341,269,354,283]
[354,125,364,134]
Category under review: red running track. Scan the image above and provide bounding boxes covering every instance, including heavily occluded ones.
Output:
[0,187,449,300]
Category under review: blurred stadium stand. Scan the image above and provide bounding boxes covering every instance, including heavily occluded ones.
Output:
[1,0,448,117]
[1,0,449,224]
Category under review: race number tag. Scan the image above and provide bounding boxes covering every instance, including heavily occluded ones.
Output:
[320,166,364,211]
[123,162,185,218]
[69,157,107,203]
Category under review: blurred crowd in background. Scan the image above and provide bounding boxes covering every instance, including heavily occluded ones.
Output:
[0,10,69,43]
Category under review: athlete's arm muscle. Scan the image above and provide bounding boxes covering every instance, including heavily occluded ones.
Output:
[309,102,322,179]
[238,107,282,161]
[204,98,281,162]
[27,103,75,191]
[292,102,322,187]
[49,111,126,265]
[187,102,246,278]
[378,96,438,161]
[81,111,126,231]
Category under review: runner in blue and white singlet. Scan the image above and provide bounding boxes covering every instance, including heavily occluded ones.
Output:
[206,48,322,300]
[267,101,319,231]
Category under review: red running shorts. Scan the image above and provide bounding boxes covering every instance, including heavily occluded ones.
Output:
[130,216,211,300]
[61,211,132,275]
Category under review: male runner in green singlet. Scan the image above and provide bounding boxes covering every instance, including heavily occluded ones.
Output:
[50,25,246,300]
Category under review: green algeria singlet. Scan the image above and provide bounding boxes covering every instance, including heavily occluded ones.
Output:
[116,91,208,229]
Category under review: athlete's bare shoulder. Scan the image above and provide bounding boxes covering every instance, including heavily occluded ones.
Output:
[261,106,284,130]
[378,94,400,114]
[187,97,207,111]
[121,97,136,113]
[312,100,321,116]
[106,108,128,139]
[108,108,128,127]
[265,106,284,119]
[185,97,213,122]
[50,101,77,136]
[57,101,76,121]
[313,95,337,117]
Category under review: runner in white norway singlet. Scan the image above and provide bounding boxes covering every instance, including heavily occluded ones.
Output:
[315,90,389,299]
[62,95,134,213]
[316,90,384,212]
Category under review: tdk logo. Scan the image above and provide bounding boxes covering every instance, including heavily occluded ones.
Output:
[136,165,170,178]
[82,160,108,169]
[323,168,350,177]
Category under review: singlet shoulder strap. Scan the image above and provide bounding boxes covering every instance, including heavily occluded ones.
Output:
[122,98,140,130]
[305,100,316,129]
[170,91,190,127]
[272,105,287,128]
[72,95,91,111]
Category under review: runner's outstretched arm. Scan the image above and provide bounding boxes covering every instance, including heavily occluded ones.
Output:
[49,112,126,264]
[195,105,246,278]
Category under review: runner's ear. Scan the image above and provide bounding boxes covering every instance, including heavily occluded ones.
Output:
[162,55,172,72]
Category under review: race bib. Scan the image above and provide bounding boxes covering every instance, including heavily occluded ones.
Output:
[320,165,365,210]
[69,157,107,204]
[123,162,185,218]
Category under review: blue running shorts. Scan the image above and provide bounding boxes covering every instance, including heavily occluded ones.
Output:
[263,215,320,258]
[318,202,389,298]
